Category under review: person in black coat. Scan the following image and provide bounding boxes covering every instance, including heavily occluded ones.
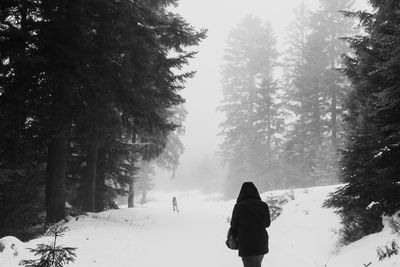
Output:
[230,182,271,267]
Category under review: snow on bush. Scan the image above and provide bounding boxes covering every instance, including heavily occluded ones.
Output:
[388,212,400,235]
[264,191,295,221]
[376,240,399,261]
[0,236,23,260]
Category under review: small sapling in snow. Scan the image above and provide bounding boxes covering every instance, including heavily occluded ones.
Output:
[265,195,289,221]
[20,224,77,267]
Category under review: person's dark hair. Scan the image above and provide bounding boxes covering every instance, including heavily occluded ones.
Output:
[236,182,261,203]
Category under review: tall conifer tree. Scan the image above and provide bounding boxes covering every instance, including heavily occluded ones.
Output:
[325,0,400,243]
[283,0,354,187]
[0,0,206,232]
[219,15,281,196]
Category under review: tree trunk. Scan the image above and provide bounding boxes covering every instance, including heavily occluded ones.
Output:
[141,190,147,205]
[266,89,272,170]
[45,77,72,222]
[331,85,338,151]
[46,129,67,223]
[44,0,86,222]
[299,111,306,173]
[84,128,99,212]
[128,178,135,208]
[95,147,106,212]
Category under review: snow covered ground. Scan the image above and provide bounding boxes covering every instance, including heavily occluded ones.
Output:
[1,185,399,267]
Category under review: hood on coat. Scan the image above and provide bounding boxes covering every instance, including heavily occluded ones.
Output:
[236,182,261,203]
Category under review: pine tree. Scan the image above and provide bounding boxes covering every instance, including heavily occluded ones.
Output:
[0,0,48,238]
[48,0,205,216]
[283,0,354,187]
[325,0,400,243]
[155,104,187,177]
[219,15,282,196]
[21,225,77,267]
[314,0,355,152]
[284,3,327,187]
[40,0,88,223]
[0,0,206,233]
[282,2,311,187]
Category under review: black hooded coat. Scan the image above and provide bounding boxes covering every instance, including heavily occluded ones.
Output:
[230,182,271,257]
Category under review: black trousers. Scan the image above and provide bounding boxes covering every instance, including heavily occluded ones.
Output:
[241,255,264,267]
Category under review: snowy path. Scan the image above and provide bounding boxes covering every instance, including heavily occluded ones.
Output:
[63,193,241,267]
[1,186,399,267]
[0,188,341,267]
[54,188,340,267]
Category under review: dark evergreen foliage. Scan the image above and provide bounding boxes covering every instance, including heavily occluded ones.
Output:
[324,0,400,243]
[0,0,205,237]
[0,0,48,239]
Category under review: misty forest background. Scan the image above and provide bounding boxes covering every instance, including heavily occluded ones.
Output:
[1,0,400,246]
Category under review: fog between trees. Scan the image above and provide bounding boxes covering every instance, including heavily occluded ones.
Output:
[1,0,400,245]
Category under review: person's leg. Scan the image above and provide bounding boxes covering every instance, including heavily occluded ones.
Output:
[241,256,256,267]
[255,255,264,267]
[241,256,252,267]
[241,255,264,267]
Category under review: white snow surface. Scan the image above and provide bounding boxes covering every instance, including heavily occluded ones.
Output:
[1,184,399,267]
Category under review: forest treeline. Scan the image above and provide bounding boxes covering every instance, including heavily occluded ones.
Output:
[219,0,354,195]
[219,0,400,243]
[0,0,205,239]
[1,0,399,246]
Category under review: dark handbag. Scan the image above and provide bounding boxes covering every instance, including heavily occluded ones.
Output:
[225,227,239,250]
